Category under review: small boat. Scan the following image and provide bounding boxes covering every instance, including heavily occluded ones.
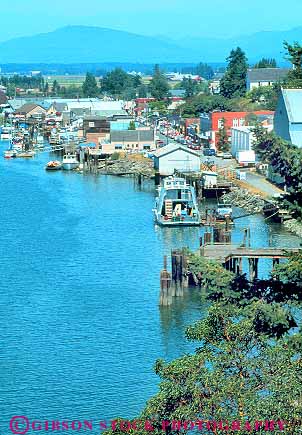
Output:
[16,151,35,158]
[0,126,13,141]
[216,202,233,219]
[36,135,44,144]
[45,161,62,171]
[62,154,79,171]
[4,150,17,159]
[153,176,200,226]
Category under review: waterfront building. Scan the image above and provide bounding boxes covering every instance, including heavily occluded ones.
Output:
[15,103,47,119]
[100,129,155,153]
[83,116,110,146]
[153,143,201,175]
[200,110,274,147]
[274,88,302,147]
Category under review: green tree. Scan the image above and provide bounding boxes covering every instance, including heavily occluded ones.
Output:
[216,118,230,152]
[149,65,170,100]
[138,84,148,98]
[101,68,131,96]
[195,62,214,79]
[247,84,280,110]
[252,125,302,218]
[254,58,277,68]
[52,79,60,95]
[284,41,302,87]
[181,77,197,98]
[128,120,136,130]
[244,112,258,126]
[220,47,248,98]
[82,72,99,98]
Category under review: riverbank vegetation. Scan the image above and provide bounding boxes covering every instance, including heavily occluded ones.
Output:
[105,251,302,435]
[252,125,302,219]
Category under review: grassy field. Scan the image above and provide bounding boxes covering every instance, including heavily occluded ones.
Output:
[45,75,86,87]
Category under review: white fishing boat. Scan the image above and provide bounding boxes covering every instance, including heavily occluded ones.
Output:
[62,154,79,171]
[153,176,200,226]
[216,202,233,219]
[4,150,17,159]
[0,126,13,141]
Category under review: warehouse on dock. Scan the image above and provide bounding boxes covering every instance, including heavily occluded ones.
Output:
[153,143,201,175]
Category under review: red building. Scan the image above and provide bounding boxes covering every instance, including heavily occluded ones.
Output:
[200,110,274,146]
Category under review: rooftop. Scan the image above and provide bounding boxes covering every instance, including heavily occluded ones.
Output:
[153,143,200,158]
[110,129,154,142]
[282,88,302,123]
[247,68,290,82]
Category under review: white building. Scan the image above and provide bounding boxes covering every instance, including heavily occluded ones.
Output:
[153,143,201,175]
[231,124,273,164]
[246,68,289,91]
[231,126,256,163]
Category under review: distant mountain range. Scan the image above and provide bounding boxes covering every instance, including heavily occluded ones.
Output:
[0,25,301,64]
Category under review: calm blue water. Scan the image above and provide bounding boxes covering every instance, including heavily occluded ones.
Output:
[0,143,300,433]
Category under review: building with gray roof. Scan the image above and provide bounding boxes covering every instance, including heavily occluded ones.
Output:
[274,88,302,147]
[247,68,290,91]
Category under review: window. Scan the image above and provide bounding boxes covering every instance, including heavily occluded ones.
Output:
[233,118,239,127]
[143,145,150,150]
[218,119,224,128]
[89,122,95,127]
[115,144,123,150]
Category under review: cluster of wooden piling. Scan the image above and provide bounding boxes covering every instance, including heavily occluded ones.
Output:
[159,251,189,306]
[201,217,232,246]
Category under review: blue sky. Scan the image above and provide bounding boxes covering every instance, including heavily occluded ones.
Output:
[1,0,302,42]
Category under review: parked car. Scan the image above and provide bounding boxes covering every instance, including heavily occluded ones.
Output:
[203,148,216,156]
[216,151,224,158]
[222,152,233,159]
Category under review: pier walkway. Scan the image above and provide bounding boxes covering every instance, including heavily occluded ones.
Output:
[201,243,301,280]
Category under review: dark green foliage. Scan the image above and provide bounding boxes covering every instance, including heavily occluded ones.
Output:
[181,77,197,98]
[101,68,140,98]
[178,94,232,117]
[195,62,214,79]
[128,121,136,130]
[220,47,248,98]
[0,74,45,96]
[253,58,277,68]
[247,83,280,110]
[82,72,99,97]
[216,118,230,152]
[283,41,302,88]
[252,125,302,218]
[110,152,120,160]
[149,65,170,100]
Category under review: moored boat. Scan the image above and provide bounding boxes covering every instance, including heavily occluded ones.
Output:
[62,154,79,171]
[153,176,200,226]
[45,161,62,171]
[4,150,17,159]
[216,202,233,220]
[16,150,35,158]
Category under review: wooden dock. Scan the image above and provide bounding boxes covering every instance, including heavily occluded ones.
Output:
[201,243,301,280]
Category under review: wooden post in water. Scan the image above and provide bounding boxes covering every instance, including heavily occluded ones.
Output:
[171,250,184,297]
[248,258,259,281]
[204,231,212,245]
[160,255,172,306]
